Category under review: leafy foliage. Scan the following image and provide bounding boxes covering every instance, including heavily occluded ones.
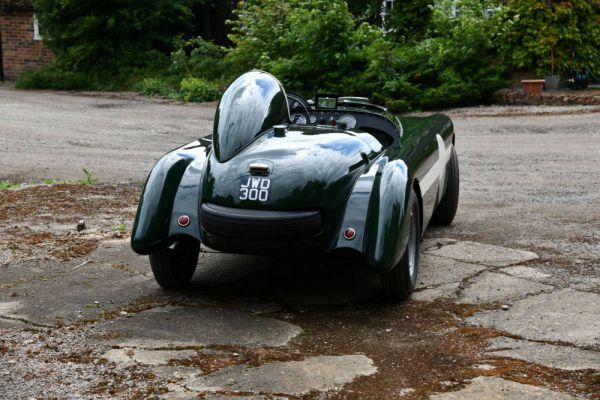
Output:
[23,0,588,110]
[33,0,193,79]
[177,77,221,102]
[498,0,600,75]
[170,37,228,82]
[135,76,221,103]
[227,0,361,95]
[383,0,507,110]
[346,0,383,25]
[226,0,506,111]
[134,78,176,98]
[387,0,434,40]
[15,66,92,90]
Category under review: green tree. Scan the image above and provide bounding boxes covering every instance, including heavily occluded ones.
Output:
[345,0,434,41]
[345,0,383,24]
[227,0,362,95]
[34,0,194,80]
[387,0,434,41]
[382,0,507,110]
[499,0,600,75]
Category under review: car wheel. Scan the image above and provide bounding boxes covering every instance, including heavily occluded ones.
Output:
[149,236,199,289]
[432,146,459,226]
[380,190,421,300]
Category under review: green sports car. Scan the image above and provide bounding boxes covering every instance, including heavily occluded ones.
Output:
[131,70,459,300]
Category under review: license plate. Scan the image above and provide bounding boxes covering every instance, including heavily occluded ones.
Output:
[239,176,271,202]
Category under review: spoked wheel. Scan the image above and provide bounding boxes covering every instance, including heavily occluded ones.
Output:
[149,236,200,289]
[380,190,421,301]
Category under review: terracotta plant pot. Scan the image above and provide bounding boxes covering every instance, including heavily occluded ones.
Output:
[521,79,545,95]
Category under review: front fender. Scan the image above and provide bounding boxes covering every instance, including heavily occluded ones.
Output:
[331,156,412,271]
[131,140,209,255]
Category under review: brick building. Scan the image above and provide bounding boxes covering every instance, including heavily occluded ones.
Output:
[0,0,53,81]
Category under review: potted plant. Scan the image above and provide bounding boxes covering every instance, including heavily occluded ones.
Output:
[544,45,561,91]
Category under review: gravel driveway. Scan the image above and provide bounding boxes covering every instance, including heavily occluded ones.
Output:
[1,87,598,399]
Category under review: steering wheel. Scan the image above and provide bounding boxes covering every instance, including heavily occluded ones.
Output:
[287,91,312,125]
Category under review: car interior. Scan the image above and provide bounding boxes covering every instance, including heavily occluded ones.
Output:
[286,92,399,147]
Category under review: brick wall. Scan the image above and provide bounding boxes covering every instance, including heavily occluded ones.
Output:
[0,9,54,81]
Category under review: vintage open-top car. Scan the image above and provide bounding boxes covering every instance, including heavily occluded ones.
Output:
[131,70,459,300]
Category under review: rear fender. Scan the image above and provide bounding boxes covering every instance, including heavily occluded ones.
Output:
[331,157,412,271]
[131,140,209,255]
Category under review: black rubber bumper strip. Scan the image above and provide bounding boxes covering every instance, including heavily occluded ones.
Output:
[200,202,323,240]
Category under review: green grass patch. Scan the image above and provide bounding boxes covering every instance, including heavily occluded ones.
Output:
[0,180,20,189]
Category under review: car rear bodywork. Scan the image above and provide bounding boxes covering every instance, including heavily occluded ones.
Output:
[131,71,455,273]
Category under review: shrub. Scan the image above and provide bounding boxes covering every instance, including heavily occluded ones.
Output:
[34,0,194,79]
[177,77,221,103]
[226,0,506,111]
[15,66,92,90]
[387,0,434,41]
[227,0,359,96]
[170,37,228,82]
[382,0,507,110]
[134,78,176,98]
[498,0,600,75]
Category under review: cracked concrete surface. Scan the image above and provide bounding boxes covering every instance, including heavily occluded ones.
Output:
[429,376,578,399]
[498,265,552,280]
[1,91,599,399]
[456,271,554,304]
[97,305,302,348]
[469,289,600,347]
[418,255,487,288]
[102,348,198,367]
[423,241,539,267]
[185,355,377,395]
[487,337,600,371]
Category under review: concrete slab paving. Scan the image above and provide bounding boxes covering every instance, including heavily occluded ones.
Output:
[0,301,29,327]
[192,251,273,286]
[102,348,198,367]
[418,255,488,287]
[160,386,199,400]
[424,241,538,267]
[0,301,22,316]
[204,395,288,400]
[98,305,301,348]
[499,266,552,280]
[429,376,577,399]
[221,258,381,306]
[185,355,377,395]
[0,241,162,325]
[487,337,600,371]
[468,289,600,347]
[566,275,600,292]
[421,238,458,252]
[412,282,460,302]
[457,271,554,304]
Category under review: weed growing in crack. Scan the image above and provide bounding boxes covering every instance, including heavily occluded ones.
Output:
[81,168,97,185]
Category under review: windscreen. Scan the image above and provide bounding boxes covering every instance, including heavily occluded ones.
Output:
[213,71,289,162]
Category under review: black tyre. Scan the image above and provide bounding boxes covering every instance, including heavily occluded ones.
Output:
[380,190,421,300]
[432,146,459,226]
[149,237,200,289]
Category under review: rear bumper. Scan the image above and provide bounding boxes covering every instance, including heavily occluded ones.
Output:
[199,203,327,255]
[200,203,323,241]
